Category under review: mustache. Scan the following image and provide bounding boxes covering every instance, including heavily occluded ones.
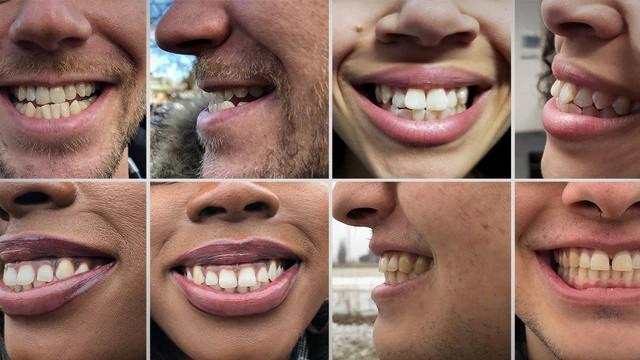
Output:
[0,50,137,85]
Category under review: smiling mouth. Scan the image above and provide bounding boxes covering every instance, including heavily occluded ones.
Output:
[364,84,480,121]
[550,248,640,289]
[6,82,104,119]
[378,251,433,285]
[203,86,274,114]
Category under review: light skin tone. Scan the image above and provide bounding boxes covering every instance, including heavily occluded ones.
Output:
[332,0,511,178]
[333,182,510,359]
[516,183,640,359]
[0,0,145,179]
[155,0,328,179]
[151,182,328,360]
[540,0,640,178]
[0,182,146,359]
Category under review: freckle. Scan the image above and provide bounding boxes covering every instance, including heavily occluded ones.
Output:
[355,24,364,33]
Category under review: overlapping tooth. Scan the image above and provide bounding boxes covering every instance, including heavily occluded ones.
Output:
[12,82,98,119]
[257,266,269,283]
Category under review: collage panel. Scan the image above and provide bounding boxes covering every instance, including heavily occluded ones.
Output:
[332,181,510,359]
[0,182,146,359]
[515,1,640,178]
[150,181,329,359]
[515,182,640,359]
[332,0,512,178]
[0,1,147,179]
[149,0,329,179]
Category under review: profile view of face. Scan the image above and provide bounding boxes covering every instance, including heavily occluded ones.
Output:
[155,0,329,179]
[0,0,146,178]
[333,182,510,359]
[0,182,146,360]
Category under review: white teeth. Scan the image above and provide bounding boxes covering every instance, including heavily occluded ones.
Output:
[380,85,392,104]
[426,88,448,111]
[206,87,268,113]
[26,86,36,102]
[268,260,278,281]
[446,89,457,108]
[550,79,639,118]
[69,100,81,115]
[55,258,75,280]
[2,258,98,291]
[456,87,468,104]
[77,83,86,97]
[387,254,399,272]
[632,251,640,269]
[35,86,50,105]
[237,267,257,287]
[205,269,218,286]
[40,104,52,119]
[257,266,269,283]
[49,87,66,104]
[3,267,17,286]
[75,262,89,275]
[17,87,26,101]
[64,85,77,100]
[612,251,632,272]
[375,85,469,121]
[218,269,238,289]
[378,252,432,284]
[187,260,288,293]
[16,264,35,286]
[192,265,205,285]
[391,90,405,108]
[23,102,36,117]
[404,88,427,110]
[555,248,640,288]
[590,250,610,271]
[12,83,98,119]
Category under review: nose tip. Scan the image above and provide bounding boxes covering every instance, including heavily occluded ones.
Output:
[0,183,77,219]
[186,183,280,223]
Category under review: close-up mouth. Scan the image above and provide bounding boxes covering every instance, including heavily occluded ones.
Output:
[347,66,493,146]
[536,245,640,305]
[0,235,116,316]
[171,239,301,317]
[371,248,434,302]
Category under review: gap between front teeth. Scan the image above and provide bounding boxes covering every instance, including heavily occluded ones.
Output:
[378,251,432,284]
[550,80,640,118]
[206,86,266,113]
[554,248,640,289]
[375,85,468,121]
[184,259,287,293]
[2,257,99,292]
[11,83,98,119]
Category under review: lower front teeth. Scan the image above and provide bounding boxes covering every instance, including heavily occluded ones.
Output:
[375,85,469,121]
[378,251,432,284]
[15,97,96,119]
[2,257,98,292]
[185,259,286,293]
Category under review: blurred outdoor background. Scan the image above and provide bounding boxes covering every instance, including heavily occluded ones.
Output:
[332,221,381,360]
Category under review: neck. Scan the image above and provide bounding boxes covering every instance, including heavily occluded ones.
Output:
[113,148,129,178]
[526,327,557,360]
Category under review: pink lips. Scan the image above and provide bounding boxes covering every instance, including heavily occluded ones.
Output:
[172,239,300,317]
[0,234,116,316]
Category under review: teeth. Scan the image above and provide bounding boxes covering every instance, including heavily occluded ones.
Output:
[551,79,639,118]
[55,258,75,280]
[2,258,101,291]
[11,82,98,119]
[374,85,470,121]
[555,248,640,288]
[184,260,290,293]
[16,264,35,286]
[378,252,432,284]
[206,87,268,113]
[75,262,89,275]
[3,267,17,286]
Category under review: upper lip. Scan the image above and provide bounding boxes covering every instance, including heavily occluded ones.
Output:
[552,58,635,98]
[196,79,273,93]
[349,65,493,89]
[0,233,114,262]
[0,76,114,88]
[172,238,300,268]
[369,234,433,259]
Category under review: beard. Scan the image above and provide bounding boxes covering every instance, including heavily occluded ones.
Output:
[195,44,328,178]
[0,49,144,178]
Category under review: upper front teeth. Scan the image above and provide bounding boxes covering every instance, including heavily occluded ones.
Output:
[206,86,266,113]
[184,259,286,293]
[11,83,98,119]
[375,85,469,121]
[378,251,432,284]
[555,248,640,289]
[550,79,640,117]
[2,257,98,292]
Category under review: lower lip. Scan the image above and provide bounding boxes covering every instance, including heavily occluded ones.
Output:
[357,90,488,146]
[173,263,298,317]
[542,98,640,140]
[196,94,274,133]
[0,262,115,316]
[0,88,111,143]
[371,271,432,304]
[536,254,640,306]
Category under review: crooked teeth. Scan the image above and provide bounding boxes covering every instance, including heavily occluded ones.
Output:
[2,257,102,292]
[206,87,268,113]
[184,259,289,293]
[374,85,469,121]
[554,248,640,288]
[378,251,432,284]
[550,79,639,118]
[12,82,98,119]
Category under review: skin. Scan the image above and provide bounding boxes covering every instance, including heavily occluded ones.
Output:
[516,183,640,359]
[333,0,511,178]
[151,182,328,360]
[333,182,510,359]
[0,182,146,359]
[155,0,328,179]
[540,0,640,178]
[0,0,146,178]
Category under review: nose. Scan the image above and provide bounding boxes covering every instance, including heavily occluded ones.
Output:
[0,183,77,220]
[186,183,280,223]
[375,0,479,47]
[332,183,396,228]
[541,0,624,40]
[8,0,92,52]
[562,183,640,221]
[155,0,231,55]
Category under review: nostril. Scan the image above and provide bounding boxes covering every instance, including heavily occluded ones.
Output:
[176,39,213,51]
[0,208,8,222]
[559,22,594,36]
[347,208,377,221]
[244,201,270,213]
[200,206,226,218]
[14,192,50,206]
